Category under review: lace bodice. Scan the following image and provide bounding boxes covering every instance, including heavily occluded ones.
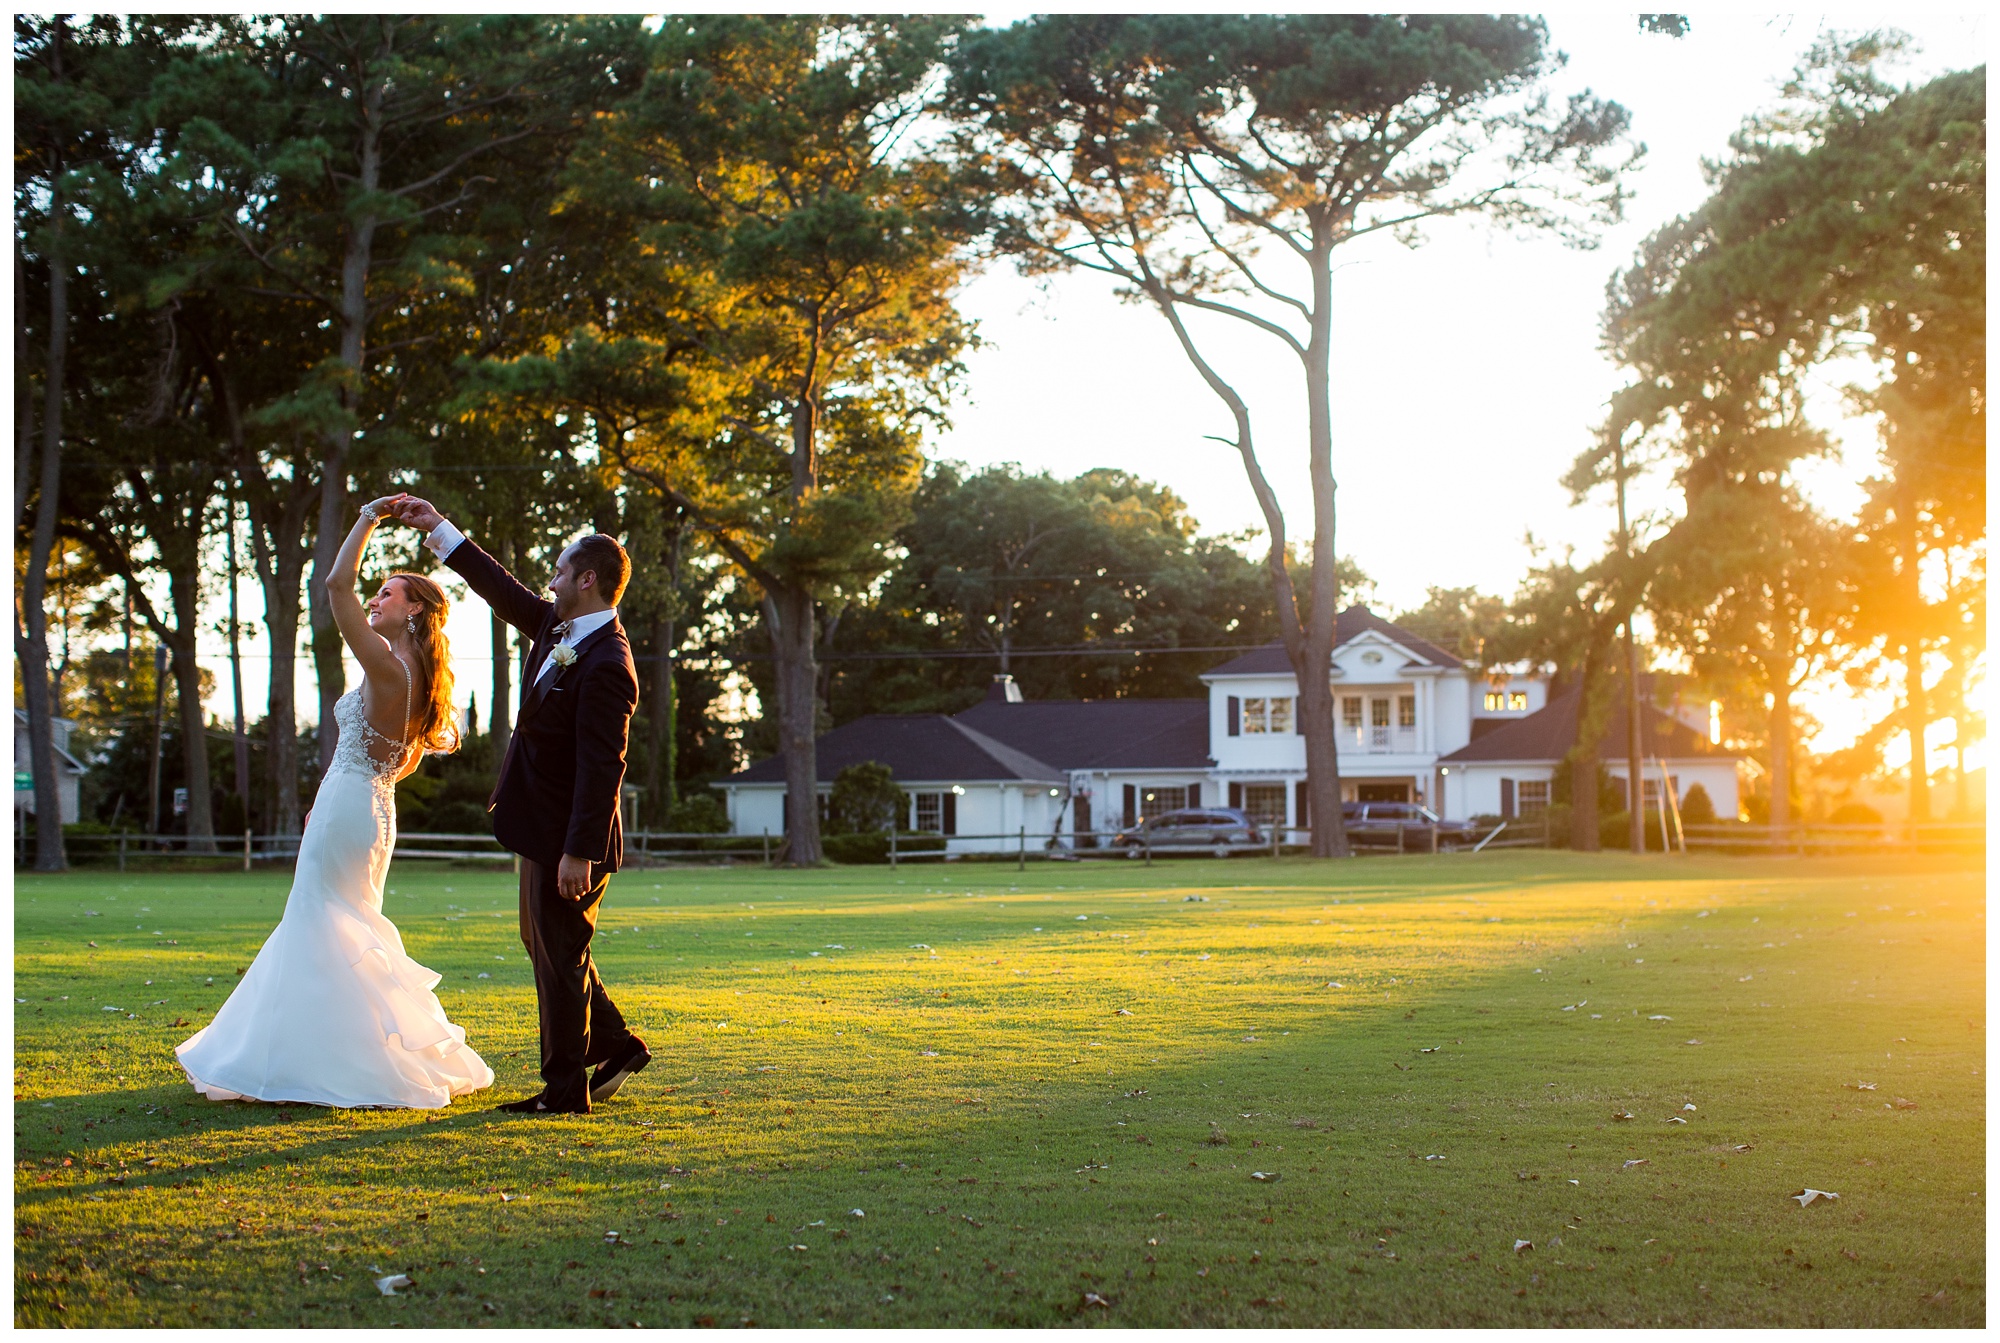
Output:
[329,657,414,783]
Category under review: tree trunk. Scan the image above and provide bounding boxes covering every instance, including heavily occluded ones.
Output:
[1901,508,1931,823]
[1298,228,1348,858]
[14,250,36,539]
[1569,653,1607,851]
[766,585,823,865]
[169,569,218,852]
[1767,662,1793,833]
[242,471,313,838]
[226,490,251,803]
[147,645,167,835]
[1903,637,1930,823]
[21,144,69,871]
[1624,619,1640,851]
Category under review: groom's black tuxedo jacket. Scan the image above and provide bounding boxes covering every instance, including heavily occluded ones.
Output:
[444,537,638,874]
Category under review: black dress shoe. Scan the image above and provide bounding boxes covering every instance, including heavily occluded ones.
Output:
[589,1034,652,1104]
[496,1091,589,1115]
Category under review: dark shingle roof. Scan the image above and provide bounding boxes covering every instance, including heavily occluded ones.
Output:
[1201,606,1464,677]
[952,698,1211,771]
[1440,689,1737,764]
[725,714,1063,785]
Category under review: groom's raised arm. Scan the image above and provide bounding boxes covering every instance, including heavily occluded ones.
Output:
[396,498,552,636]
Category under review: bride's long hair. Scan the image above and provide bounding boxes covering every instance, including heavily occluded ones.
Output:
[391,572,461,755]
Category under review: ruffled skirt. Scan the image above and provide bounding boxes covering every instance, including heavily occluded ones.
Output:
[176,766,494,1109]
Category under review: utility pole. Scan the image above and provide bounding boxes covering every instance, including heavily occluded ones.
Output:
[1614,436,1645,855]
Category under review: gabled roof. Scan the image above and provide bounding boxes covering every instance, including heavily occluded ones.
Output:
[1440,688,1738,764]
[13,708,87,775]
[1201,606,1465,678]
[724,714,1063,786]
[952,697,1211,771]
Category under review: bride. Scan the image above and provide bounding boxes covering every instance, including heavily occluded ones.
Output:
[177,494,494,1108]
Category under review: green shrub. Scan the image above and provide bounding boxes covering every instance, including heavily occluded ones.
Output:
[665,792,730,834]
[1679,783,1717,825]
[827,761,906,837]
[1543,803,1573,848]
[1828,801,1883,825]
[1598,809,1672,851]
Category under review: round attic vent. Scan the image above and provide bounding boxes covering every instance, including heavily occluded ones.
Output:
[1360,650,1384,665]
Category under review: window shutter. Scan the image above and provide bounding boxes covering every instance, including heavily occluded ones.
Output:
[1294,780,1310,828]
[1228,782,1242,809]
[1295,698,1304,734]
[1227,696,1240,736]
[781,790,789,833]
[1500,778,1515,820]
[1122,784,1137,828]
[942,790,956,836]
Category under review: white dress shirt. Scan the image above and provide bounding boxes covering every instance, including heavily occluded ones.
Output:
[532,607,618,684]
[423,520,616,684]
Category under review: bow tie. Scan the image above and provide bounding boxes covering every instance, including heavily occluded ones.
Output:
[552,620,572,640]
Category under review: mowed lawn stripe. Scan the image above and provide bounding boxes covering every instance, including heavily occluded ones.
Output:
[14,852,1983,1326]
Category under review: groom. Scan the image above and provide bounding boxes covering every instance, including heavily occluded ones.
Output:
[388,496,651,1115]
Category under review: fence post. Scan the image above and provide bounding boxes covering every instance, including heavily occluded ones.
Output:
[890,827,898,869]
[1017,826,1026,872]
[118,832,127,873]
[1428,823,1438,854]
[761,828,770,868]
[1144,837,1152,867]
[242,829,253,872]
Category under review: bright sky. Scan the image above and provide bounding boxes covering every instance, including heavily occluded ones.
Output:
[185,12,1982,767]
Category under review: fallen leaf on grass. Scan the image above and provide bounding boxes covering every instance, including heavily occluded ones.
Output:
[1513,1240,1533,1254]
[1080,1292,1111,1309]
[1683,1103,1697,1111]
[1892,1098,1918,1110]
[1623,1159,1649,1169]
[1792,1189,1840,1207]
[1115,1008,1133,1016]
[786,1244,808,1252]
[1249,1171,1279,1182]
[1612,1111,1635,1121]
[1847,1082,1878,1091]
[374,1274,413,1296]
[1666,1117,1687,1124]
[1648,1015,1673,1021]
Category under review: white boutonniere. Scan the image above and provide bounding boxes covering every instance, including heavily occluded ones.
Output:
[550,644,578,668]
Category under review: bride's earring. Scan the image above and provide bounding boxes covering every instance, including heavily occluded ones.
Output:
[405,613,417,635]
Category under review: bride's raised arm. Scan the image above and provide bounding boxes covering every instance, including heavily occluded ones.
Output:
[325,494,415,690]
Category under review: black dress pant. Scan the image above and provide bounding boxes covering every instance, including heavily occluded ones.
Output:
[518,856,631,1107]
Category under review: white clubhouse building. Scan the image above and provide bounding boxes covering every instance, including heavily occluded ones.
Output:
[719,607,1742,852]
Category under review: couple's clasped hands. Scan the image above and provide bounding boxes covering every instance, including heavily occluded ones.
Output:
[362,493,445,532]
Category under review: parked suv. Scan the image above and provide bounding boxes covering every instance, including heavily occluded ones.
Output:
[1340,801,1478,852]
[1111,807,1264,858]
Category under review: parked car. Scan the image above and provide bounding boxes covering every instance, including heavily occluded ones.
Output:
[1111,807,1264,858]
[1340,801,1479,852]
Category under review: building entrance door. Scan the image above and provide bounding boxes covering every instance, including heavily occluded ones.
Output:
[1074,793,1094,847]
[1356,781,1410,803]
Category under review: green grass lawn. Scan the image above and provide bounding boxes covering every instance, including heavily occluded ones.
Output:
[13,850,1985,1327]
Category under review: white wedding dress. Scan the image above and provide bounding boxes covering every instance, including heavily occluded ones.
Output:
[177,673,494,1108]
